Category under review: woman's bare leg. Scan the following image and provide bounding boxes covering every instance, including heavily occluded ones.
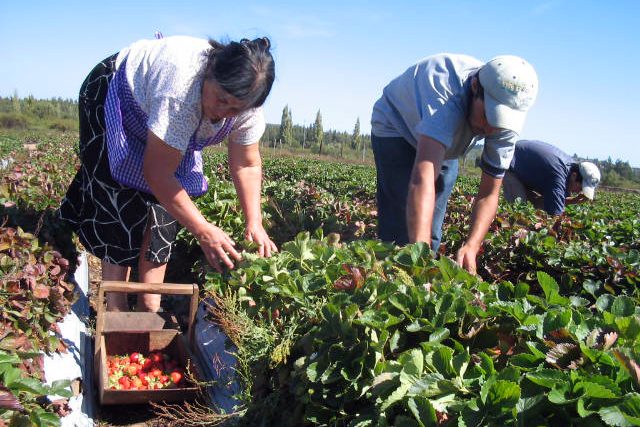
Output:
[101,261,130,311]
[136,224,167,312]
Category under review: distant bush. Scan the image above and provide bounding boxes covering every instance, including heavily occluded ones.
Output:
[48,118,77,132]
[0,112,28,129]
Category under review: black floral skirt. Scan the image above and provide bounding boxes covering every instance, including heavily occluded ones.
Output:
[59,54,179,266]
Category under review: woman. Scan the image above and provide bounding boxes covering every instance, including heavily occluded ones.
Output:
[59,35,278,312]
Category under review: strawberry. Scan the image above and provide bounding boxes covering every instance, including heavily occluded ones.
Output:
[149,352,162,364]
[170,370,183,385]
[126,364,138,376]
[118,376,131,390]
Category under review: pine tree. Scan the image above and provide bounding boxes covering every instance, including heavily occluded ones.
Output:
[351,117,361,150]
[11,90,20,113]
[278,105,293,146]
[314,110,324,154]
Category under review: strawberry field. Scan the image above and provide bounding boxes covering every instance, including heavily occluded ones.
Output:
[1,129,639,426]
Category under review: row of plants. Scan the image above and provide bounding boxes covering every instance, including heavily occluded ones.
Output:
[0,226,75,425]
[195,233,640,426]
[2,130,640,426]
[1,131,78,425]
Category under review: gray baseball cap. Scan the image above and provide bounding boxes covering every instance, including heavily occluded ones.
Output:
[579,161,601,199]
[479,55,539,134]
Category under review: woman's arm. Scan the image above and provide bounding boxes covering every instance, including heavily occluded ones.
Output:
[143,130,241,271]
[228,141,277,257]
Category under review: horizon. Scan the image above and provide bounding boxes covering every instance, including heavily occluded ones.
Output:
[2,1,638,166]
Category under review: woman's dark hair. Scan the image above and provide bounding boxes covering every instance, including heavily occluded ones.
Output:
[204,37,275,108]
[569,163,583,183]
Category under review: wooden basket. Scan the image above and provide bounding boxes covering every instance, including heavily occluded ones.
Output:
[94,281,201,405]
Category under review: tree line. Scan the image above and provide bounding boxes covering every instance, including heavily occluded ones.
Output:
[1,95,638,187]
[264,105,372,160]
[0,93,78,131]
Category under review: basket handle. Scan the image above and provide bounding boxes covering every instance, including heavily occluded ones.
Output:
[95,281,199,358]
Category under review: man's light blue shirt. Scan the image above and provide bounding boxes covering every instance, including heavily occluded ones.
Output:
[371,53,517,177]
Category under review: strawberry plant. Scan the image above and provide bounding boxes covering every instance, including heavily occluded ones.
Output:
[0,350,72,426]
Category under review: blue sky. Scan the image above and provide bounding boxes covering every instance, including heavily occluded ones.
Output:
[2,0,639,165]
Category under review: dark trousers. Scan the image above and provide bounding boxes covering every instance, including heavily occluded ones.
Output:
[372,134,459,252]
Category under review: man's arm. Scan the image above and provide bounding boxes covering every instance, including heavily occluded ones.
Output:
[565,193,589,205]
[407,135,445,244]
[456,171,503,274]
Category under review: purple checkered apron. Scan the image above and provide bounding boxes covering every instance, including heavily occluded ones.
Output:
[104,58,235,197]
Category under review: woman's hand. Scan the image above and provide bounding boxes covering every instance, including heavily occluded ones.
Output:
[245,223,278,258]
[195,223,242,272]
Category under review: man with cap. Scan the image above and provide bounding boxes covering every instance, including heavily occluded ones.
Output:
[502,140,601,215]
[371,53,538,274]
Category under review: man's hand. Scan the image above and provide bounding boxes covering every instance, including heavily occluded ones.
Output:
[456,171,502,274]
[566,193,589,205]
[456,241,481,275]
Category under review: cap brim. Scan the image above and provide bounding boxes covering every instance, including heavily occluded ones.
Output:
[581,185,596,200]
[484,92,527,134]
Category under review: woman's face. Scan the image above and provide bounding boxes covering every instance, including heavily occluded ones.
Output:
[201,79,247,122]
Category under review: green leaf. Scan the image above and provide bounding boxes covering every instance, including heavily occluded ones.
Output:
[48,379,73,398]
[514,282,530,298]
[548,383,577,405]
[611,296,636,317]
[485,380,521,414]
[526,369,569,389]
[429,346,455,379]
[393,415,421,427]
[407,396,437,427]
[574,381,618,399]
[357,310,403,330]
[599,405,636,427]
[380,382,412,412]
[516,394,545,414]
[31,410,60,427]
[11,377,49,395]
[477,352,495,376]
[543,310,572,333]
[596,295,615,313]
[407,373,451,397]
[428,327,450,344]
[389,330,401,353]
[510,353,544,369]
[399,349,424,381]
[582,280,601,298]
[537,271,567,305]
[0,352,21,365]
[306,361,319,382]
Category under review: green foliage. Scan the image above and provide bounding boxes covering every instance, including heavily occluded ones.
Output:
[277,105,294,146]
[203,235,640,426]
[0,350,72,426]
[0,96,79,133]
[3,128,640,426]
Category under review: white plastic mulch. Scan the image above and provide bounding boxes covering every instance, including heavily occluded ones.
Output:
[42,252,95,426]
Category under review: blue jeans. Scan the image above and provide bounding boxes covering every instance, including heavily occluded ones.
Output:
[372,134,459,252]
